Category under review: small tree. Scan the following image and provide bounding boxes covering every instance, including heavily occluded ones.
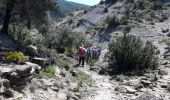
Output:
[108,33,159,75]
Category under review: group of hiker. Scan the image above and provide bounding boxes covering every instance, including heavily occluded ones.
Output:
[78,43,101,66]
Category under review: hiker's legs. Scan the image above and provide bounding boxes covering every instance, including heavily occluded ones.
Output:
[86,56,90,64]
[79,57,82,65]
[82,57,85,66]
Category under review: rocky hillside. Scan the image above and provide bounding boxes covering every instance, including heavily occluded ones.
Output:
[1,0,170,100]
[52,0,89,21]
[55,0,170,99]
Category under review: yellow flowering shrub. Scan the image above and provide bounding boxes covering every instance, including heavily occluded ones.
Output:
[4,51,28,64]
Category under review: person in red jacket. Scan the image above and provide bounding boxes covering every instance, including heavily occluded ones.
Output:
[78,44,86,66]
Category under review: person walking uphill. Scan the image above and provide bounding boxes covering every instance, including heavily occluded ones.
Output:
[78,44,86,67]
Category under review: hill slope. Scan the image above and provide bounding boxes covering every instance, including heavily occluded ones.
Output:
[52,0,89,20]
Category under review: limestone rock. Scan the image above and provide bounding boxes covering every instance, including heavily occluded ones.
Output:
[51,87,59,92]
[25,62,41,74]
[141,80,152,86]
[158,69,168,75]
[15,65,32,77]
[0,67,14,77]
[123,86,137,94]
[32,57,50,66]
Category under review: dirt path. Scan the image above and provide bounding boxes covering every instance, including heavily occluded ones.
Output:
[85,73,121,100]
[79,49,122,100]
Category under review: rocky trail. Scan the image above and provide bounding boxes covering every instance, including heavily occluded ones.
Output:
[79,47,170,100]
[78,49,122,100]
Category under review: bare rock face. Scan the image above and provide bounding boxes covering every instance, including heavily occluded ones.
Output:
[0,62,41,86]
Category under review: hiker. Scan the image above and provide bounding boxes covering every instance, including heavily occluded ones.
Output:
[91,46,101,60]
[86,47,92,64]
[91,46,98,60]
[78,44,86,66]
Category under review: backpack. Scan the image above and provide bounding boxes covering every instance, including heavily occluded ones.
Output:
[87,48,91,56]
[92,48,99,59]
[79,47,86,56]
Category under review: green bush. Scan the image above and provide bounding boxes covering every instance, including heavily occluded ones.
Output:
[151,1,163,10]
[106,16,120,27]
[77,19,85,27]
[38,46,58,64]
[135,0,150,10]
[108,33,159,75]
[4,51,28,64]
[57,58,70,70]
[9,25,36,46]
[123,24,132,33]
[45,27,91,54]
[39,66,55,78]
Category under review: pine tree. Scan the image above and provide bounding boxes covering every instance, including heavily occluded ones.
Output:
[1,0,58,34]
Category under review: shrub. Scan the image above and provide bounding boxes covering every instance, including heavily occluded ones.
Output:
[123,24,132,33]
[39,66,55,78]
[135,0,150,10]
[38,46,58,64]
[57,58,70,70]
[4,51,28,64]
[106,16,120,27]
[103,7,108,13]
[77,19,85,27]
[108,33,159,75]
[9,25,36,46]
[151,1,163,10]
[45,27,91,54]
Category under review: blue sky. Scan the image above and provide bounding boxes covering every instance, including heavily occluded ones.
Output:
[66,0,101,6]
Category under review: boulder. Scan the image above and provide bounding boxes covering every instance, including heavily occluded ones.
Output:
[15,65,32,77]
[1,79,10,89]
[51,87,59,92]
[0,67,14,77]
[123,86,137,94]
[158,69,168,75]
[3,89,13,98]
[25,62,41,74]
[32,57,50,66]
[141,80,152,86]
